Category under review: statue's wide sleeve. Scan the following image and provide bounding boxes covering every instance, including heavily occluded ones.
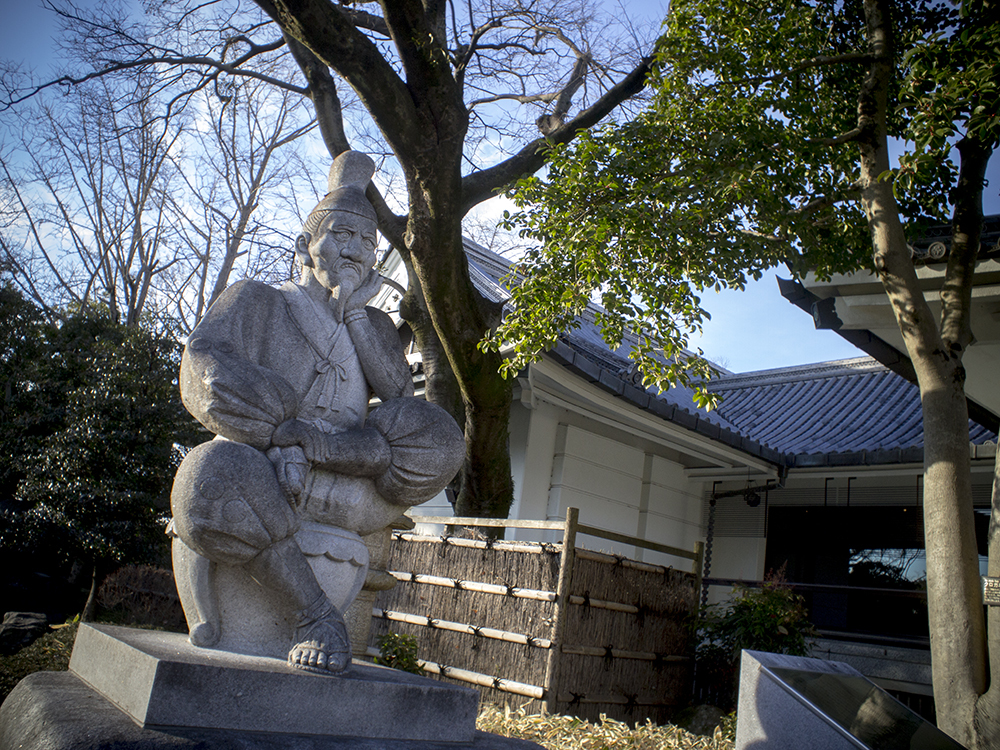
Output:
[180,281,299,450]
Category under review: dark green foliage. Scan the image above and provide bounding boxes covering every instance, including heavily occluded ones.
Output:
[375,631,424,675]
[695,571,816,709]
[0,284,198,614]
[0,283,46,501]
[700,577,815,659]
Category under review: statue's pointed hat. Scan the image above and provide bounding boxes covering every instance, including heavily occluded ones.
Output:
[302,151,377,234]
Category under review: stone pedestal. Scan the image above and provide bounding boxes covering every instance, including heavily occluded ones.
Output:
[0,624,543,750]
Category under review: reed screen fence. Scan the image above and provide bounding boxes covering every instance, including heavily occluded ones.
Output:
[368,508,703,725]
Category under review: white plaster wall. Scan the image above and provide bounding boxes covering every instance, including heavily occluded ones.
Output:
[510,401,562,539]
[705,537,767,606]
[640,456,705,570]
[409,377,705,568]
[546,424,645,558]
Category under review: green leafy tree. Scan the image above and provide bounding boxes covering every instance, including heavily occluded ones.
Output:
[495,0,999,743]
[0,291,196,619]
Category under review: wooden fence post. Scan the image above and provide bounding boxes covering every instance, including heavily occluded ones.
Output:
[543,506,578,715]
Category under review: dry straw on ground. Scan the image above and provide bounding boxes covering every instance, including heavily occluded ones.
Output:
[476,704,735,750]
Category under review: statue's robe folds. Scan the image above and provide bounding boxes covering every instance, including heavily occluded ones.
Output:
[174,278,464,564]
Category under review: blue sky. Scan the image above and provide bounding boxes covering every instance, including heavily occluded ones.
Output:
[0,0,64,72]
[2,0,997,373]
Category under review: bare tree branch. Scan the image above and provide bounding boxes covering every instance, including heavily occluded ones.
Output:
[461,55,653,212]
[2,39,304,111]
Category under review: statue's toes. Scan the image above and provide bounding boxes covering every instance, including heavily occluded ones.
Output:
[304,646,326,670]
[325,643,350,672]
[288,639,348,675]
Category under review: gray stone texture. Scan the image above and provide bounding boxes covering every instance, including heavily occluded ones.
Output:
[168,151,465,673]
[66,624,478,742]
[0,612,49,656]
[0,672,544,750]
[737,651,868,750]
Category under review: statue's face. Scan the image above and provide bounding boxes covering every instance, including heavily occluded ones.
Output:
[303,210,378,295]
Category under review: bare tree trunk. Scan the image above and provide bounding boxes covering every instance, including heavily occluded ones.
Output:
[80,562,100,622]
[401,160,515,520]
[980,444,1000,746]
[858,1,991,743]
[398,261,465,426]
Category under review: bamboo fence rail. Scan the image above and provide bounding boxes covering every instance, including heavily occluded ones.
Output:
[375,607,553,649]
[386,571,558,602]
[369,507,702,725]
[363,647,546,699]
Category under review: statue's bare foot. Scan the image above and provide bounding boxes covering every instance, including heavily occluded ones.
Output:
[288,598,351,675]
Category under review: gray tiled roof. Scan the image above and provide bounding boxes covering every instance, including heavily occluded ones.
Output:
[461,239,996,468]
[910,215,1000,261]
[711,358,994,461]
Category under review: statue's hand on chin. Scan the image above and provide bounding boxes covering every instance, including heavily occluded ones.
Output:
[344,269,383,312]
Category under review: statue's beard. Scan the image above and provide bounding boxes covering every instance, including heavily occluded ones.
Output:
[306,257,365,321]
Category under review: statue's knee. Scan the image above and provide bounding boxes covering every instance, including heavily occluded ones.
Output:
[171,439,297,564]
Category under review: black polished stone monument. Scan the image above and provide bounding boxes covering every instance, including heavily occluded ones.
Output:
[736,650,965,749]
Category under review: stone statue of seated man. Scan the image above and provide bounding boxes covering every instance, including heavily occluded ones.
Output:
[168,151,465,675]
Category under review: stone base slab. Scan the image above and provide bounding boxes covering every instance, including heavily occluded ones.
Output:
[0,671,544,750]
[65,624,480,742]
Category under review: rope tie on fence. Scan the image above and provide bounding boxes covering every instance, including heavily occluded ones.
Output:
[471,625,483,651]
[492,676,504,690]
[603,645,614,671]
[568,692,583,708]
[613,554,626,569]
[379,609,390,621]
[635,599,646,627]
[409,571,418,583]
[452,578,464,590]
[524,635,538,657]
[440,664,451,676]
[624,693,639,713]
[504,583,517,597]
[581,591,591,620]
[438,535,452,557]
[427,618,439,629]
[653,652,666,668]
